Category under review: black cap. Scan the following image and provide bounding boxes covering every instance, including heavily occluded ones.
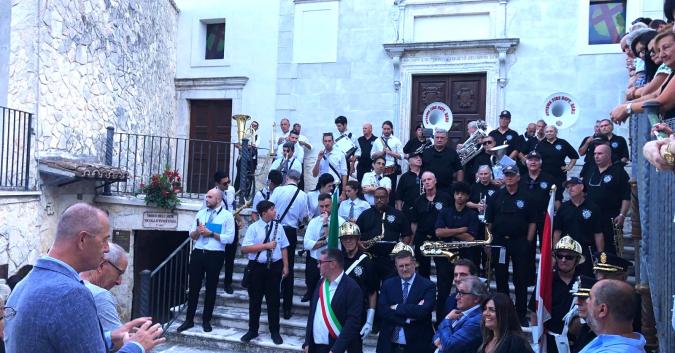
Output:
[502,165,519,175]
[499,110,512,119]
[408,150,423,159]
[571,275,598,297]
[525,151,541,160]
[563,176,584,187]
[593,252,633,273]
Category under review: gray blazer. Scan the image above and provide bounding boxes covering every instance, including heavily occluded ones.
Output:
[4,258,143,353]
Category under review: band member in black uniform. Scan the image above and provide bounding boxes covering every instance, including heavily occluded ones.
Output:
[356,123,378,183]
[519,150,561,284]
[422,129,463,194]
[240,200,290,345]
[578,120,603,179]
[433,181,480,322]
[395,151,423,219]
[568,275,598,353]
[339,222,379,342]
[592,251,642,333]
[487,110,520,159]
[554,177,604,276]
[583,144,630,254]
[533,125,579,195]
[485,165,536,325]
[463,136,493,184]
[467,165,499,274]
[356,188,412,283]
[403,124,429,156]
[599,118,629,165]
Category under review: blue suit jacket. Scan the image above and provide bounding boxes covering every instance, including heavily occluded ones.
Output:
[4,258,142,353]
[304,274,363,353]
[433,308,482,353]
[376,274,436,353]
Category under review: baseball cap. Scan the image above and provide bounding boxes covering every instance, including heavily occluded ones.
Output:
[563,176,584,187]
[502,165,519,175]
[499,110,511,119]
[525,151,541,160]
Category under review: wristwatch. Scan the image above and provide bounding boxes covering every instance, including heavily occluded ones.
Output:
[625,103,633,115]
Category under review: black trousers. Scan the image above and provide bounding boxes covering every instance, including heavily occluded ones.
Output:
[385,172,398,206]
[415,246,453,323]
[493,236,530,319]
[282,226,298,311]
[305,255,319,297]
[185,249,225,323]
[601,218,618,255]
[528,220,545,285]
[223,227,239,287]
[248,260,283,333]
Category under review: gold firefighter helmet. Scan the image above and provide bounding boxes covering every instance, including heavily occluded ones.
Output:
[390,242,414,256]
[339,222,361,238]
[554,235,585,264]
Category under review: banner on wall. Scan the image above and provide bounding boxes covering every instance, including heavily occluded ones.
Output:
[542,92,579,129]
[422,102,453,131]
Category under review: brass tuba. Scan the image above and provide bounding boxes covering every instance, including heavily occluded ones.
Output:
[232,114,252,143]
[419,225,493,262]
[458,121,488,166]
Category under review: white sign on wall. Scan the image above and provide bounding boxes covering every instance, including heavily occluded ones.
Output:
[142,212,178,229]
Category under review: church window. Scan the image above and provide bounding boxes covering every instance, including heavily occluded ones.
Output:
[205,22,225,60]
[588,0,627,45]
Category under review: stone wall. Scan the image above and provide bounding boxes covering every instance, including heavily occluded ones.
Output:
[0,193,42,274]
[7,0,179,161]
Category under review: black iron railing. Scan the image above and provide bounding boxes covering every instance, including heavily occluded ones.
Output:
[0,107,33,191]
[137,237,192,330]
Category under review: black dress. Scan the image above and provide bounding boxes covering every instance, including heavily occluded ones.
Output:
[478,334,534,353]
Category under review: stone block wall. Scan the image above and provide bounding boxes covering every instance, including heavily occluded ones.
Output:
[7,0,179,162]
[0,193,42,274]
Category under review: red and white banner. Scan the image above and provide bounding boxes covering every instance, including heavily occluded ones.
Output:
[533,186,556,352]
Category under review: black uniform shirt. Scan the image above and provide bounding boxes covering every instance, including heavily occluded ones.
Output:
[344,251,379,300]
[464,151,493,184]
[554,199,603,246]
[403,138,426,154]
[583,163,630,219]
[409,191,453,241]
[396,170,422,215]
[528,271,575,334]
[356,206,411,257]
[534,139,579,179]
[469,182,500,204]
[578,136,596,165]
[485,187,536,238]
[356,135,378,174]
[422,147,462,190]
[488,128,520,155]
[519,171,561,221]
[608,134,629,163]
[435,205,480,242]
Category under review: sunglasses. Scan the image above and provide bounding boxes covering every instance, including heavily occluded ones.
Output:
[556,254,577,261]
[483,141,494,146]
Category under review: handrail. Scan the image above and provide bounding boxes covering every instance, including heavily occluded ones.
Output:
[151,237,192,277]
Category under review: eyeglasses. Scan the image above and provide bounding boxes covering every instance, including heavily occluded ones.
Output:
[556,254,577,261]
[1,307,16,320]
[317,260,334,265]
[483,141,494,146]
[105,260,125,275]
[456,291,475,297]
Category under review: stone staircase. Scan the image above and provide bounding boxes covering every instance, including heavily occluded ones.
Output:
[156,220,637,353]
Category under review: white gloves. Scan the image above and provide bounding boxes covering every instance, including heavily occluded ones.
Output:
[360,308,375,339]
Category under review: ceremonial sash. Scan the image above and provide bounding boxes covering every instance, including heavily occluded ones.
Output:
[319,279,342,339]
[345,254,367,275]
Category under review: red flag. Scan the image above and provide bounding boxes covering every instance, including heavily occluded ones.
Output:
[533,185,555,352]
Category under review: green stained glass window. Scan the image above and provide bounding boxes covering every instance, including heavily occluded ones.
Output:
[589,0,627,45]
[205,23,225,60]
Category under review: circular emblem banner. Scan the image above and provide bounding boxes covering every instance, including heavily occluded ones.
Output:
[422,102,453,131]
[543,92,579,129]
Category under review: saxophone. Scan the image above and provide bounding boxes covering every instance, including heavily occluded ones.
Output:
[611,217,625,257]
[419,225,493,262]
[361,211,386,249]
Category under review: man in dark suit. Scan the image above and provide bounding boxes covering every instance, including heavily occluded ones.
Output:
[377,244,436,353]
[433,276,486,353]
[304,248,364,353]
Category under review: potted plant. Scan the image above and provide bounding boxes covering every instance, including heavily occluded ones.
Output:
[138,168,183,210]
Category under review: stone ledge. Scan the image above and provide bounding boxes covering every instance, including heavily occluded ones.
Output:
[95,194,202,211]
[383,37,520,58]
[0,191,42,198]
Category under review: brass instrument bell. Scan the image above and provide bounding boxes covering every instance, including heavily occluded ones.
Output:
[232,114,252,143]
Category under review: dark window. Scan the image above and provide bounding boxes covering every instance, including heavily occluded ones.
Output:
[588,0,627,45]
[205,23,225,60]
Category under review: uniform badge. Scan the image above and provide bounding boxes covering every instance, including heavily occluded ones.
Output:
[611,142,618,148]
[540,182,548,189]
[387,215,396,223]
[435,202,443,210]
[603,175,612,183]
[488,190,495,196]
[516,200,525,209]
[582,209,592,219]
[353,266,363,277]
[506,135,513,141]
[555,144,562,151]
[600,252,607,264]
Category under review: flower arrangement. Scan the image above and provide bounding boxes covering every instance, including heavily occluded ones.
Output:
[138,168,183,209]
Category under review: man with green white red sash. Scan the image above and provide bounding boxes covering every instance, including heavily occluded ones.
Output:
[304,248,364,353]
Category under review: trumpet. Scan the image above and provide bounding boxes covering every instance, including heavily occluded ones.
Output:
[478,193,487,223]
[362,211,386,250]
[611,217,625,257]
[419,226,493,262]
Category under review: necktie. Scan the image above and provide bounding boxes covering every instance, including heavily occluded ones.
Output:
[349,201,355,220]
[207,209,216,224]
[394,281,410,342]
[282,158,289,173]
[376,175,381,183]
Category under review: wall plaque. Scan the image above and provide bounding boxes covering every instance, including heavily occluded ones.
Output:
[142,212,178,229]
[113,230,131,252]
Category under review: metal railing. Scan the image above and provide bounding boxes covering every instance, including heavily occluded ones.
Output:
[137,237,192,330]
[0,107,33,191]
[104,127,238,198]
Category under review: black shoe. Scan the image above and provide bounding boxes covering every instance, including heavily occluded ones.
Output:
[240,331,258,343]
[202,321,212,332]
[271,332,283,345]
[176,321,194,333]
[283,309,293,320]
[300,293,311,302]
[224,283,234,294]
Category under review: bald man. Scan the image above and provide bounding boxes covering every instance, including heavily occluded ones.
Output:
[5,203,164,353]
[580,279,646,353]
[356,122,378,183]
[177,189,236,333]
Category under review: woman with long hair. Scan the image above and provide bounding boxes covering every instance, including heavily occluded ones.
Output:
[478,293,534,353]
[307,173,335,217]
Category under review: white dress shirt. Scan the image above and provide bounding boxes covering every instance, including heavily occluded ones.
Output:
[298,134,313,152]
[269,183,309,228]
[307,190,321,218]
[312,271,345,345]
[242,219,290,263]
[251,187,271,214]
[335,130,359,157]
[304,216,345,260]
[270,156,303,175]
[338,198,370,222]
[275,142,305,161]
[361,171,392,205]
[319,149,348,182]
[202,186,236,211]
[371,135,403,167]
[190,206,236,251]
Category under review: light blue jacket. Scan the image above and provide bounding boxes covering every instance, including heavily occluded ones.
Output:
[4,257,143,353]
